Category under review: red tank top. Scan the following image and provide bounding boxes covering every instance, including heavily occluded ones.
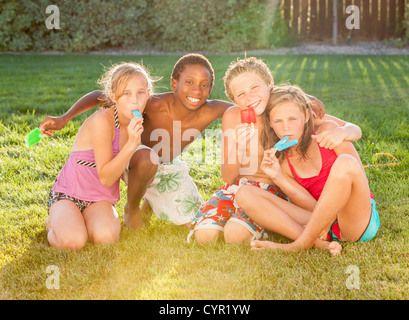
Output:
[286,144,337,201]
[286,144,374,201]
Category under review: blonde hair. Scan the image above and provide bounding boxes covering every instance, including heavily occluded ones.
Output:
[223,57,274,102]
[97,62,158,108]
[261,85,314,161]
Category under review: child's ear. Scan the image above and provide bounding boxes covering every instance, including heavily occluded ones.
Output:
[109,92,116,103]
[171,78,177,92]
[305,108,311,123]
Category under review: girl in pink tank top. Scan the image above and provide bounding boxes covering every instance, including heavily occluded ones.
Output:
[46,62,155,251]
[235,85,379,256]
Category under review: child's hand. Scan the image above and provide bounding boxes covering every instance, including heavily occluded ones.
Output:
[260,148,282,181]
[39,115,68,136]
[127,117,144,148]
[312,126,346,150]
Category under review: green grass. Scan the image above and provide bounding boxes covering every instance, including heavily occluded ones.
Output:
[0,54,408,300]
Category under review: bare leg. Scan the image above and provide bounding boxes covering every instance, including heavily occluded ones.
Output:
[235,185,311,240]
[194,228,224,244]
[255,155,372,253]
[83,201,121,245]
[224,221,254,244]
[47,200,88,251]
[124,148,159,230]
[236,185,343,255]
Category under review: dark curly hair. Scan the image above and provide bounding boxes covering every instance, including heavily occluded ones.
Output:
[171,53,215,87]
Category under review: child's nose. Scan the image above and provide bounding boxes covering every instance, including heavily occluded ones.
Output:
[132,94,138,104]
[192,83,201,93]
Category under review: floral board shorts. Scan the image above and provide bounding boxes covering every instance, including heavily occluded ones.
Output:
[144,156,204,225]
[187,178,288,243]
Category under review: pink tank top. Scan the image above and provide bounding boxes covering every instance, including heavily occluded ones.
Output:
[286,144,337,201]
[51,107,121,204]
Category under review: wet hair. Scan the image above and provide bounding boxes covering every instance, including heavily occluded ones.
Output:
[223,57,274,102]
[97,62,158,108]
[261,85,314,161]
[171,53,215,87]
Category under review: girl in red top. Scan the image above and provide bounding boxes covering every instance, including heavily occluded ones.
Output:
[235,85,379,255]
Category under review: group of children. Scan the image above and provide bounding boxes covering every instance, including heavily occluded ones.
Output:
[40,53,379,255]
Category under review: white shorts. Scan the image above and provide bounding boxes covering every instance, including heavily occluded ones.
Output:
[123,146,203,225]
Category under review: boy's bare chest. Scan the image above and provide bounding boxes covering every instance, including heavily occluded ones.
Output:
[140,112,213,161]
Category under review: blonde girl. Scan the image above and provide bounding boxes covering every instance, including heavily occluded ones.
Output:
[46,62,154,251]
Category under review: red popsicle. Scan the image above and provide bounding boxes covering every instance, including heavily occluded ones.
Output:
[240,108,256,128]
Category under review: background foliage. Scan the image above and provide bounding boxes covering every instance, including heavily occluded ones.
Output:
[0,0,292,53]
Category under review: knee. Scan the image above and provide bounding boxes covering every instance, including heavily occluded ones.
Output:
[194,228,222,244]
[224,222,252,244]
[89,223,120,245]
[50,230,87,251]
[234,185,253,209]
[129,149,159,176]
[331,154,361,178]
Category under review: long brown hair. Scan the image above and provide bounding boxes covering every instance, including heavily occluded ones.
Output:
[261,85,314,161]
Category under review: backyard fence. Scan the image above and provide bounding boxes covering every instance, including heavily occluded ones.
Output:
[283,0,406,41]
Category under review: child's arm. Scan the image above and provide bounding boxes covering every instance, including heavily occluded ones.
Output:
[317,120,366,171]
[312,114,362,149]
[39,90,104,136]
[261,149,317,211]
[220,107,252,184]
[91,112,143,187]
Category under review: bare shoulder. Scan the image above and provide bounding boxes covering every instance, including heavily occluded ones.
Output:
[221,105,241,129]
[203,99,234,118]
[145,92,172,111]
[86,108,114,131]
[316,119,340,134]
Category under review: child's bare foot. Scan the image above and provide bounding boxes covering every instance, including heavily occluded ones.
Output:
[250,240,296,252]
[124,203,145,230]
[328,241,342,256]
[45,217,50,231]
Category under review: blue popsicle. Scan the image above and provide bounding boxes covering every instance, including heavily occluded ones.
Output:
[274,136,298,151]
[132,109,142,118]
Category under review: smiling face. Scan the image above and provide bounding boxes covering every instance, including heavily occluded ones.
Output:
[171,64,212,111]
[110,74,150,118]
[229,71,271,116]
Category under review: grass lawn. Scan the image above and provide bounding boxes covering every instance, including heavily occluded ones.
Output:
[0,53,408,300]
